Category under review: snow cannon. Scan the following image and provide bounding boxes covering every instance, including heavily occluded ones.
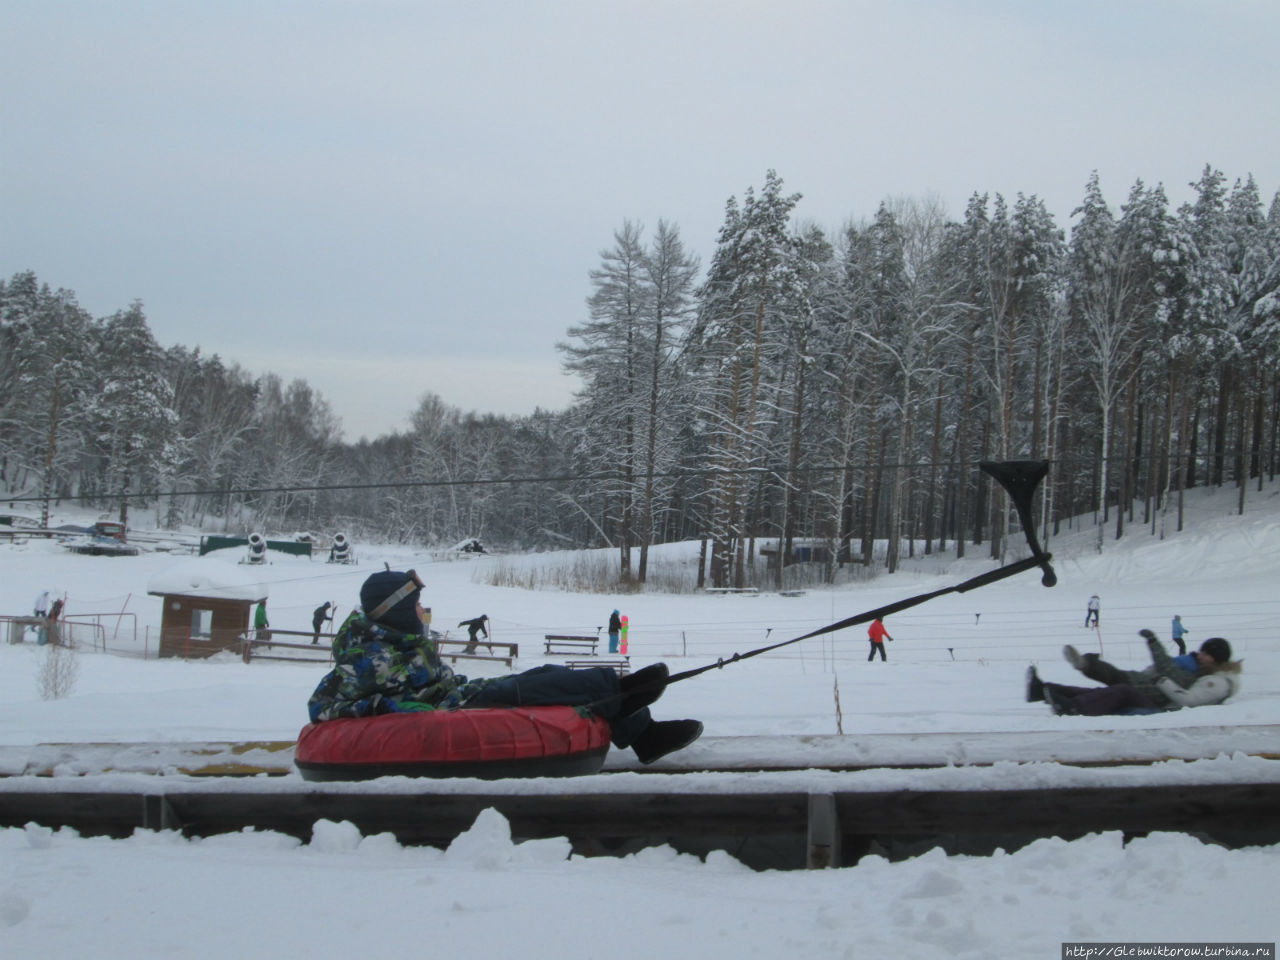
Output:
[246,532,267,565]
[979,460,1057,587]
[329,533,352,564]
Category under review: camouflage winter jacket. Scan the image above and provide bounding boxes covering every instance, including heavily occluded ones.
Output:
[307,611,494,722]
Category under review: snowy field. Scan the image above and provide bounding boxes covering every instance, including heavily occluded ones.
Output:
[1,483,1278,958]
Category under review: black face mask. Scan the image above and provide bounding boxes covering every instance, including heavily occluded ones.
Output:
[376,603,423,636]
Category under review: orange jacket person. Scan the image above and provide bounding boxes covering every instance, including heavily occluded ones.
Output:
[867,618,893,662]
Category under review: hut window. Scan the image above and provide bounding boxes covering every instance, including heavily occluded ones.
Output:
[192,608,212,639]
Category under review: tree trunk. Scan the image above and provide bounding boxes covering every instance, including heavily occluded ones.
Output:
[888,385,915,573]
[777,329,808,590]
[954,330,976,560]
[1269,371,1279,482]
[1115,376,1137,540]
[926,389,943,554]
[850,333,880,563]
[1096,392,1112,554]
[40,369,62,530]
[1211,363,1231,487]
[1250,359,1265,489]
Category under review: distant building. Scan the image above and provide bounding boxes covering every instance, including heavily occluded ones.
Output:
[147,560,268,659]
[759,539,832,572]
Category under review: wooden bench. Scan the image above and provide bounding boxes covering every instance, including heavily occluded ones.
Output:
[436,637,518,669]
[544,634,598,655]
[703,587,759,594]
[240,633,332,665]
[565,657,630,676]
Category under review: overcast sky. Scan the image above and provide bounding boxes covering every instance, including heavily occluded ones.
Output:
[4,1,1278,442]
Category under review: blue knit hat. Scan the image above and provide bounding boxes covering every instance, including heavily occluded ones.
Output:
[360,569,424,634]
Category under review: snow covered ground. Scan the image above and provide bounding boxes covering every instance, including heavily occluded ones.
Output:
[2,483,1278,958]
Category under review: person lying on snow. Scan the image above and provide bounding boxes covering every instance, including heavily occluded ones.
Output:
[1066,631,1234,698]
[307,570,703,764]
[1025,631,1241,716]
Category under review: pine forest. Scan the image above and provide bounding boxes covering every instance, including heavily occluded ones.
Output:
[3,166,1279,589]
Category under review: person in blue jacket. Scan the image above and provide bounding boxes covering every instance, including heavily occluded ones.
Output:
[1171,615,1188,655]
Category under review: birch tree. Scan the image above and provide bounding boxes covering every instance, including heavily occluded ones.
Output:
[635,220,699,581]
[1069,174,1164,550]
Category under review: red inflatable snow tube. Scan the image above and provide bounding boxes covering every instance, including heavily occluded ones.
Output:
[295,706,612,781]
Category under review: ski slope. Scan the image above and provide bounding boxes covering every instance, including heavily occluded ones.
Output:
[1,481,1278,958]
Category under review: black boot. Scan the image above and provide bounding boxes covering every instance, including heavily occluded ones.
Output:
[1025,665,1045,702]
[618,663,669,717]
[1043,685,1077,716]
[633,719,704,764]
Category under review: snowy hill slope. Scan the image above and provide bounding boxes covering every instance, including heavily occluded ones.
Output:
[1,482,1279,960]
[0,478,1277,753]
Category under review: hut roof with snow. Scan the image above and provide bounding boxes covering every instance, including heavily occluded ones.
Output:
[147,560,269,603]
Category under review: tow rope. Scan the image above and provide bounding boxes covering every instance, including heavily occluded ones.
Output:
[596,460,1059,708]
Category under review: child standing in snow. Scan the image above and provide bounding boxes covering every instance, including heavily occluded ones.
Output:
[608,609,622,654]
[1084,595,1100,628]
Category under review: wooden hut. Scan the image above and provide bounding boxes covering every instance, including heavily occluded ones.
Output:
[759,539,832,572]
[147,561,268,659]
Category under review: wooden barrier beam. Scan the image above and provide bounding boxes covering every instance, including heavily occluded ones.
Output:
[2,782,1278,869]
[1,740,298,777]
[6,726,1280,778]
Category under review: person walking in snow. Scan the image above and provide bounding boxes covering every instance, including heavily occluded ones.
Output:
[608,609,622,654]
[867,618,893,662]
[307,570,703,764]
[1084,594,1100,628]
[312,602,334,644]
[1171,615,1188,655]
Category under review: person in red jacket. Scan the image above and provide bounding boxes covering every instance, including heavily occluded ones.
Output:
[867,618,893,662]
